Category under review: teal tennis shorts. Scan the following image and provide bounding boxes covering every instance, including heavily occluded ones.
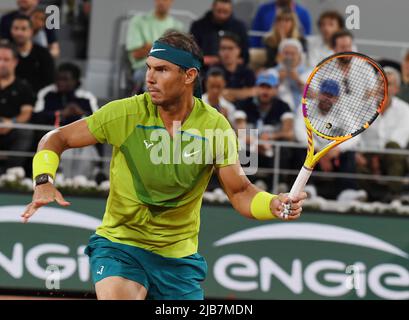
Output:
[84,234,208,300]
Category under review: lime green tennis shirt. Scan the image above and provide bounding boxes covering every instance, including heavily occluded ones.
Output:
[85,93,237,258]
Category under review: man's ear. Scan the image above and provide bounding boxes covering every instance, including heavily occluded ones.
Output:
[185,68,198,85]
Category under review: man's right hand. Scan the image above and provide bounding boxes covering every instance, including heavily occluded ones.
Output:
[21,183,71,223]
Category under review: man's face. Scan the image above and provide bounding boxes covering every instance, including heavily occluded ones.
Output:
[56,71,77,93]
[31,10,46,31]
[146,56,190,106]
[206,75,225,99]
[386,72,399,100]
[219,38,240,66]
[281,45,300,68]
[317,92,338,113]
[402,56,409,77]
[320,17,341,42]
[11,19,33,45]
[212,1,232,24]
[0,49,17,79]
[334,35,353,53]
[17,0,39,11]
[154,0,173,16]
[257,84,277,105]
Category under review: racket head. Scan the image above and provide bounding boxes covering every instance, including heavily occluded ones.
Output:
[302,52,388,142]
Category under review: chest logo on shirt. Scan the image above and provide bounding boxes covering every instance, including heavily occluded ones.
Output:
[144,140,154,149]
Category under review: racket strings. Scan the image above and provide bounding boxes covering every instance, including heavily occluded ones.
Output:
[306,55,385,138]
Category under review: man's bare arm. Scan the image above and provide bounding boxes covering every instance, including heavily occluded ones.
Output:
[216,163,306,220]
[22,119,98,222]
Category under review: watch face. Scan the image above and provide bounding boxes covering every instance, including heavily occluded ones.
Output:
[36,174,49,185]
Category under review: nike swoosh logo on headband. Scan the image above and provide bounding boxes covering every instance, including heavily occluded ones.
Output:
[150,48,166,53]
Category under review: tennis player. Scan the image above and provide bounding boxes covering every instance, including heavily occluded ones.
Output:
[22,31,306,300]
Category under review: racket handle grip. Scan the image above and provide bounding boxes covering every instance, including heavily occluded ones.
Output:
[288,166,312,200]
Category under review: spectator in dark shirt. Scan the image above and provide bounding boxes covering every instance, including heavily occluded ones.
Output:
[190,0,249,68]
[11,14,55,94]
[240,72,294,189]
[34,62,98,127]
[0,42,35,173]
[0,0,60,58]
[250,0,312,48]
[217,33,256,104]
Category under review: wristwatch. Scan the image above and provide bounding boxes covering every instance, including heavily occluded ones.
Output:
[33,174,54,188]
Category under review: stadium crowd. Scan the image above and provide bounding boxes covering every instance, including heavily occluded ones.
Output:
[1,0,409,202]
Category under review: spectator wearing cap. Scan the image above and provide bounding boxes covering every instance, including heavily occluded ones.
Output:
[357,67,409,201]
[126,0,183,94]
[267,38,310,111]
[0,0,60,58]
[0,42,35,174]
[11,14,55,94]
[294,79,359,199]
[250,0,312,48]
[202,67,236,122]
[397,49,409,104]
[307,10,344,68]
[190,0,249,69]
[217,33,256,105]
[239,72,294,189]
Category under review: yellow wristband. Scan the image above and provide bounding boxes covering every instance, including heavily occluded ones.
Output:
[32,150,59,180]
[250,191,277,220]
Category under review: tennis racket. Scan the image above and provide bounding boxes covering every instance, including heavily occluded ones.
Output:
[283,52,388,216]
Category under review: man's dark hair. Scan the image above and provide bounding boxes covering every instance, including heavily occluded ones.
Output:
[0,40,19,59]
[330,30,354,49]
[58,62,82,82]
[318,10,345,29]
[157,30,204,69]
[219,31,241,48]
[213,0,232,5]
[206,67,226,80]
[12,14,33,29]
[157,30,204,92]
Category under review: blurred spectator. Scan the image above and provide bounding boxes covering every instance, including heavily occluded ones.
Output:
[217,33,256,104]
[11,14,55,94]
[34,62,98,126]
[126,0,183,94]
[190,0,249,69]
[331,29,356,53]
[397,49,409,104]
[0,0,60,58]
[357,67,409,200]
[263,8,306,68]
[240,73,294,188]
[267,38,309,111]
[250,0,312,48]
[307,10,344,67]
[294,79,359,199]
[202,67,236,122]
[0,42,35,173]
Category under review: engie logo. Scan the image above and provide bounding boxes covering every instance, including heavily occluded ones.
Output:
[213,223,409,300]
[0,206,101,285]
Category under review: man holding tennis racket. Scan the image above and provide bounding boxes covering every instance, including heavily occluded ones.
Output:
[22,30,306,300]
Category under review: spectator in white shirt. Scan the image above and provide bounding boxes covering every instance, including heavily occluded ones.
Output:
[307,11,344,68]
[267,38,310,111]
[357,67,409,200]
